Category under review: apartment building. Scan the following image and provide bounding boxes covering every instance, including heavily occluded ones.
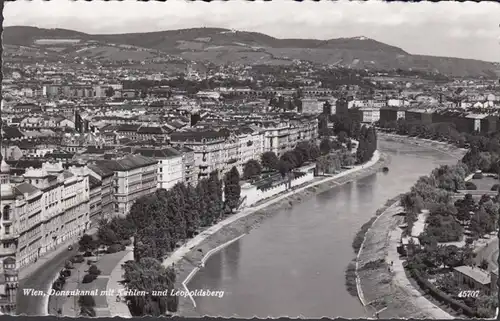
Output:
[67,166,103,228]
[21,162,90,267]
[0,159,90,274]
[0,161,18,314]
[134,148,185,190]
[261,122,292,157]
[175,146,196,186]
[258,118,318,157]
[94,155,158,216]
[87,164,114,221]
[170,131,228,179]
[235,127,265,173]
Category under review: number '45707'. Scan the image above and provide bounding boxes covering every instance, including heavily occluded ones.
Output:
[457,290,480,298]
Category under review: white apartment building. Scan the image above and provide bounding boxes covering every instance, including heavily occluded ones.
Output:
[259,118,318,157]
[21,162,90,267]
[134,148,185,190]
[236,127,265,172]
[0,160,90,270]
[261,122,291,157]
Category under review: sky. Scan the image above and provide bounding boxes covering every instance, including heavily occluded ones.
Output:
[4,0,500,62]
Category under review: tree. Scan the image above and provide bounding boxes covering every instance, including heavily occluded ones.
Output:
[261,151,279,170]
[278,159,292,177]
[79,234,97,253]
[243,159,262,180]
[98,226,119,246]
[122,258,177,316]
[309,143,320,161]
[320,138,333,155]
[105,87,115,98]
[440,245,463,268]
[337,131,348,143]
[224,167,241,213]
[294,141,312,163]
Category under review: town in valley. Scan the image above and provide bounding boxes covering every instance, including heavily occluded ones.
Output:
[1,1,499,319]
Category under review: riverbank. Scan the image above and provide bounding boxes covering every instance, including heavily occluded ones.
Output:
[167,150,389,316]
[353,134,467,319]
[377,132,467,160]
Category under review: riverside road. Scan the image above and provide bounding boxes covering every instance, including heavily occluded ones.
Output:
[16,243,79,315]
[186,138,462,318]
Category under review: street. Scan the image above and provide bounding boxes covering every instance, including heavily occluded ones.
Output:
[16,244,79,316]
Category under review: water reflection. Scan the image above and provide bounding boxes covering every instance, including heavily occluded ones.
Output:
[224,240,241,280]
[355,173,377,204]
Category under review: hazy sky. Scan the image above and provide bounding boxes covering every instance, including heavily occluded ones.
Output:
[4,0,500,62]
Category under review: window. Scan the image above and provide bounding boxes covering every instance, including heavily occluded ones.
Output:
[5,226,10,235]
[2,206,10,221]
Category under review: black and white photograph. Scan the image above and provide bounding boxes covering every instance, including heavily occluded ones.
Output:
[1,0,499,319]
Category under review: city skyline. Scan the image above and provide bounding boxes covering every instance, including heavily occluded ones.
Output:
[4,0,500,63]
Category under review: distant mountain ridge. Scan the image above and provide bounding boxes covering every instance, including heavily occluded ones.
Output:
[4,26,499,78]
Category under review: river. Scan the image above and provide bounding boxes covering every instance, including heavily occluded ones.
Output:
[186,139,461,318]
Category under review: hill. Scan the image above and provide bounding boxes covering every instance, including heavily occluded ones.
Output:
[4,26,500,78]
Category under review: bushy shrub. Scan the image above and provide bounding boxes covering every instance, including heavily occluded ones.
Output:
[82,273,97,284]
[88,265,101,276]
[464,182,477,190]
[64,261,74,269]
[491,184,499,191]
[83,251,93,257]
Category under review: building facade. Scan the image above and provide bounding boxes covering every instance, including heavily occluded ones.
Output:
[94,155,158,216]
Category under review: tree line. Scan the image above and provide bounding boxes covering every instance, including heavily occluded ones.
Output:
[386,117,500,317]
[93,166,242,316]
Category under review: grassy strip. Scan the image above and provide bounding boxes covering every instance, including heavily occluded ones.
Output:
[345,196,402,298]
[352,196,402,254]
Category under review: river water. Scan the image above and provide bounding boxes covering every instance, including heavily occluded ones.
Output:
[187,139,460,318]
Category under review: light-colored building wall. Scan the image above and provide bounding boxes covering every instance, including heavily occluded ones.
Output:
[158,155,184,190]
